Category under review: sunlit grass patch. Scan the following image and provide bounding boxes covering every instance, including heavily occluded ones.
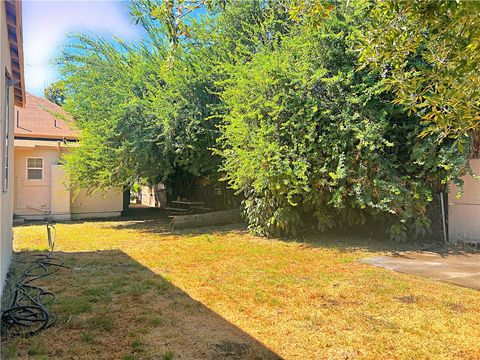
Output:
[1,218,479,360]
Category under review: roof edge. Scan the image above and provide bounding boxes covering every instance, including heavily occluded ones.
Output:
[14,135,78,141]
[5,0,25,107]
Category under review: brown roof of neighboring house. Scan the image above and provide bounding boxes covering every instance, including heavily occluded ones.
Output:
[14,93,78,140]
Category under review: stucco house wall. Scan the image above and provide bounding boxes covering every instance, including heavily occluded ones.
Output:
[449,159,480,244]
[13,147,59,216]
[0,2,14,299]
[13,143,123,220]
[1,0,24,299]
[71,188,123,219]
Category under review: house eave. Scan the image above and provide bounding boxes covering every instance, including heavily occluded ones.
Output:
[14,138,78,149]
[5,0,25,107]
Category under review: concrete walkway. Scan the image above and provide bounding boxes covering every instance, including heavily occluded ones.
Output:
[361,251,480,290]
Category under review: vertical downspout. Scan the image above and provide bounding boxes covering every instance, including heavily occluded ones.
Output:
[440,192,448,243]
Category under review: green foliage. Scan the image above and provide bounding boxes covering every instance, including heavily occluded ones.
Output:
[59,24,220,192]
[44,80,66,106]
[162,350,174,360]
[87,314,114,331]
[80,332,95,344]
[58,1,472,241]
[59,1,292,194]
[130,0,227,46]
[358,0,480,143]
[59,34,168,192]
[216,4,470,239]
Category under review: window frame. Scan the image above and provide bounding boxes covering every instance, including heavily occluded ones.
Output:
[26,157,44,181]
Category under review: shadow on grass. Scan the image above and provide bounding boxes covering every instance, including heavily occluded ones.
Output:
[119,205,465,254]
[14,204,169,228]
[293,228,480,256]
[17,202,478,258]
[115,208,478,256]
[108,213,477,257]
[1,250,281,360]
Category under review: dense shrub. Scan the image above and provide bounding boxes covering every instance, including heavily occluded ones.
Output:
[216,6,469,240]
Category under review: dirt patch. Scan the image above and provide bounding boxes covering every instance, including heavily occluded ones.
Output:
[395,296,418,304]
[448,303,466,313]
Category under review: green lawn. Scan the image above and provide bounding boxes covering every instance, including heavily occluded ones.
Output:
[2,216,479,359]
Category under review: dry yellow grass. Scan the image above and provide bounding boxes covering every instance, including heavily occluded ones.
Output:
[2,216,479,359]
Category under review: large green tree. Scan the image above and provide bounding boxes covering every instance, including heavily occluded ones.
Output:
[358,0,480,145]
[59,35,168,192]
[58,1,279,194]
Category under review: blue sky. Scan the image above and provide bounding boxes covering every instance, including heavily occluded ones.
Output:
[23,0,145,97]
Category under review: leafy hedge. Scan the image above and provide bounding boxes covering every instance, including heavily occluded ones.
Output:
[216,6,469,240]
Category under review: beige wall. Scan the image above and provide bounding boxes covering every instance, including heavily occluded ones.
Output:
[51,165,71,220]
[14,147,59,216]
[71,188,123,219]
[140,183,166,208]
[141,185,155,207]
[1,1,15,298]
[14,144,123,220]
[449,159,480,243]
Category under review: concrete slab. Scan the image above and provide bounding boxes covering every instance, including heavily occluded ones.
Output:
[361,251,480,290]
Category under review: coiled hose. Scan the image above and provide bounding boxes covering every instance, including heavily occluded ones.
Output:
[1,222,69,337]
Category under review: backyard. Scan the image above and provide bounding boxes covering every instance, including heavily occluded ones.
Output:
[2,1,480,359]
[2,212,479,360]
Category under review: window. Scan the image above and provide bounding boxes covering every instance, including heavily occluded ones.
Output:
[2,73,10,192]
[27,158,44,180]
